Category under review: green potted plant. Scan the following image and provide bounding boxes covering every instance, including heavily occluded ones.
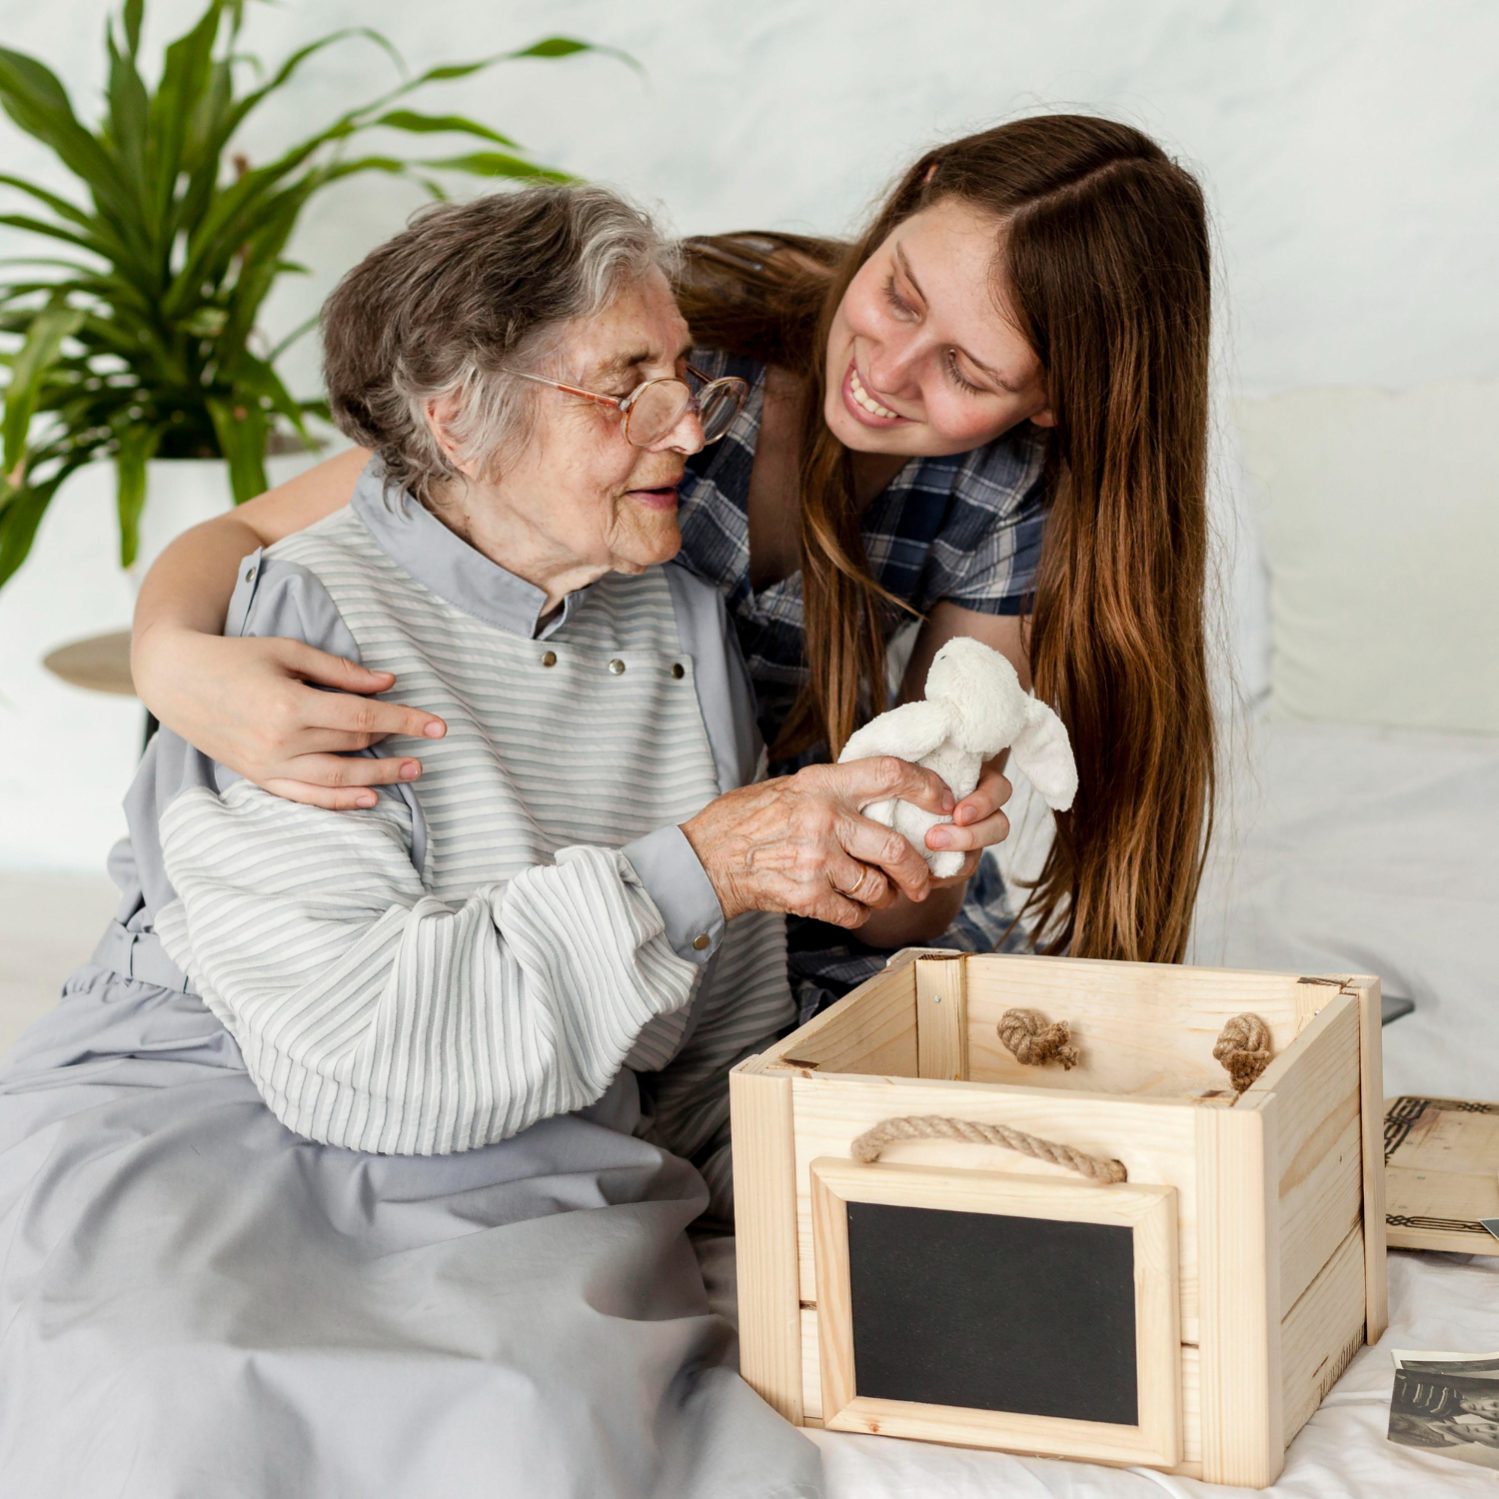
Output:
[0,0,610,590]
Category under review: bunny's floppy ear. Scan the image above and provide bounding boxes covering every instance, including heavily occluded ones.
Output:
[1009,698,1078,812]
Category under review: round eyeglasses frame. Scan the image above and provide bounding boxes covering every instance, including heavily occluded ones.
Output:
[501,362,748,449]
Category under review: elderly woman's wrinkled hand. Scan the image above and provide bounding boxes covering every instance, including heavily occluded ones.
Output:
[681,757,955,929]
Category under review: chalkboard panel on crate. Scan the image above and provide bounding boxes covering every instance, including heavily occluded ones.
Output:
[847,1200,1139,1424]
[810,1159,1182,1467]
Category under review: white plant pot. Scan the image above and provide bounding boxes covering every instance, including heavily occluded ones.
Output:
[124,451,323,590]
[50,451,324,595]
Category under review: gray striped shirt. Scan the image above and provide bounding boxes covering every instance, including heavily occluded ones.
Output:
[115,466,791,1216]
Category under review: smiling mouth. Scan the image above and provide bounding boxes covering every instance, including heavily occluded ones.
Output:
[845,362,904,424]
[627,476,682,510]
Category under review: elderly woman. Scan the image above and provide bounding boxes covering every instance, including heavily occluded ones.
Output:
[0,187,951,1498]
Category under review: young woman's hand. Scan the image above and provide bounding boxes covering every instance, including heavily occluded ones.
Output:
[680,757,955,928]
[927,755,1013,862]
[852,756,1012,948]
[132,626,447,810]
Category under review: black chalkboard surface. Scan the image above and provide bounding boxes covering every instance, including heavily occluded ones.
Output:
[846,1200,1139,1424]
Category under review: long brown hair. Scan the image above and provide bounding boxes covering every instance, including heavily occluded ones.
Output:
[676,115,1215,965]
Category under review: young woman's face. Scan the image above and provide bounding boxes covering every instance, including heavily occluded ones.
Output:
[823,197,1054,459]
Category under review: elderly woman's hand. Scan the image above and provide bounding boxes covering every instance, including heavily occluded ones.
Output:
[681,757,955,929]
[808,754,1012,950]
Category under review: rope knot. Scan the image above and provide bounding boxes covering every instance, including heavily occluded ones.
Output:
[1213,1013,1273,1093]
[998,1007,1080,1070]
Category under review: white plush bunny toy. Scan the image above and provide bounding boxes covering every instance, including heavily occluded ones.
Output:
[837,636,1079,878]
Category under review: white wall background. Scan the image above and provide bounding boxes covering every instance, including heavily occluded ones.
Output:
[2,0,1497,872]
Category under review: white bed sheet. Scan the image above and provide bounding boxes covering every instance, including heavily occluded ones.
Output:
[1193,712,1499,1101]
[809,1254,1499,1498]
[750,712,1499,1496]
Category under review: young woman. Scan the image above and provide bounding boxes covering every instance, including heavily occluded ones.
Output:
[132,113,1215,1015]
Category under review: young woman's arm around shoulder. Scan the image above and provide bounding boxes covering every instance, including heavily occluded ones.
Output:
[131,446,447,809]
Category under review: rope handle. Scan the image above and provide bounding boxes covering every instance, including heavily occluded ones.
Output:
[850,1114,1128,1184]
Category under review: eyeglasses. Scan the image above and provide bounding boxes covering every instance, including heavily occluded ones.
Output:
[502,362,748,449]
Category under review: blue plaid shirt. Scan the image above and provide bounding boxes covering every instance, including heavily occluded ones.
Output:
[677,348,1051,1018]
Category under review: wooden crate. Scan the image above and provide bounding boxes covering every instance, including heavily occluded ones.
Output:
[730,950,1387,1489]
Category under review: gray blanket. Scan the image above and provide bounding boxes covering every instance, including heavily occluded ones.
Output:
[0,964,822,1498]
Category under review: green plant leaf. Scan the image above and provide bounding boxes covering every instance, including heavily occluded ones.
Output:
[171,27,601,302]
[370,109,521,148]
[213,175,322,354]
[0,254,99,280]
[0,170,100,235]
[0,455,85,587]
[122,0,144,57]
[232,351,315,447]
[193,26,407,219]
[1,260,160,325]
[104,22,152,191]
[74,311,148,358]
[206,394,268,503]
[507,36,642,75]
[0,176,143,271]
[0,47,135,235]
[416,151,573,183]
[166,127,357,316]
[113,419,160,566]
[264,312,319,363]
[422,154,561,184]
[150,2,228,235]
[2,293,85,475]
[168,55,236,237]
[0,212,108,260]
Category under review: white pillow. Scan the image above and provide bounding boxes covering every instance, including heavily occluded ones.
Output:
[1235,381,1499,736]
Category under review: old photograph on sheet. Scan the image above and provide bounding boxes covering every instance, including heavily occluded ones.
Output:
[1388,1350,1499,1471]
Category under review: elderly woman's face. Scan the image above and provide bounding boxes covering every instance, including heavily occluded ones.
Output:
[486,269,701,584]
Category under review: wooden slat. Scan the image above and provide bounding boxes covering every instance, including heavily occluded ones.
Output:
[800,1309,823,1423]
[730,1060,804,1422]
[914,953,967,1080]
[763,961,916,1078]
[788,1073,1203,1339]
[881,945,964,973]
[963,954,1336,1099]
[1196,1103,1284,1488]
[1180,1346,1201,1465]
[811,1163,857,1422]
[1281,1223,1367,1440]
[1241,996,1363,1315]
[1347,977,1388,1343]
[1291,974,1351,1028]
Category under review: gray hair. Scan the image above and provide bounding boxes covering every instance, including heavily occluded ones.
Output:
[321,185,678,500]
